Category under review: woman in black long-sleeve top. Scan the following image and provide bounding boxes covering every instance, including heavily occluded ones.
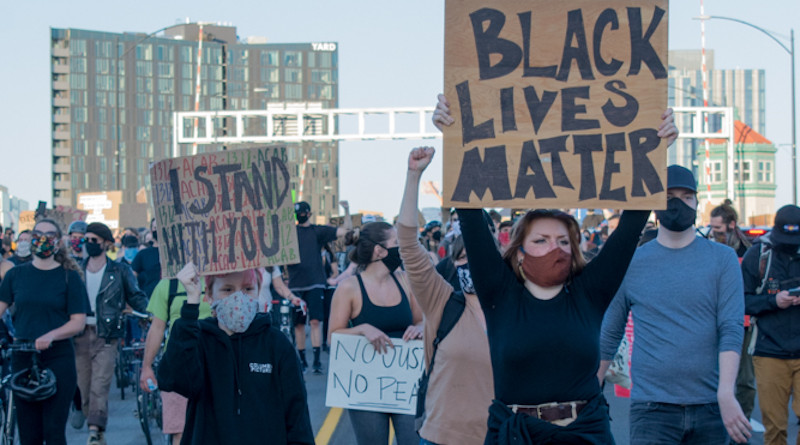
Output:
[432,95,677,444]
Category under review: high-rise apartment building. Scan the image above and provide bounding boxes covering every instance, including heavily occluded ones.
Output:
[50,23,340,221]
[667,50,774,221]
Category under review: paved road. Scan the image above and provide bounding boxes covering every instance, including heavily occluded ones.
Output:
[64,339,797,445]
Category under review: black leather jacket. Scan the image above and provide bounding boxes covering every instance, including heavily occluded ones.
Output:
[81,257,149,339]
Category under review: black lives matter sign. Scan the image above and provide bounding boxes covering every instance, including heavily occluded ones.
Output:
[443,0,668,209]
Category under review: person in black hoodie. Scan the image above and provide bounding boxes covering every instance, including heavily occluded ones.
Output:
[158,262,314,445]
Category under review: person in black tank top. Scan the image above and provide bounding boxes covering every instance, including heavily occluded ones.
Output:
[328,222,424,445]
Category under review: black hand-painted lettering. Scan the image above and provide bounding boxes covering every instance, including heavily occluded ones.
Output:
[257,214,280,257]
[227,216,238,263]
[190,166,216,214]
[539,136,574,189]
[239,217,257,261]
[629,129,664,196]
[593,9,623,76]
[514,140,556,199]
[602,80,639,127]
[162,226,180,266]
[470,8,522,80]
[561,86,600,131]
[252,161,273,210]
[573,134,603,200]
[556,9,595,82]
[522,86,557,134]
[518,11,557,78]
[627,6,667,79]
[599,133,627,201]
[168,168,182,214]
[500,87,517,132]
[456,81,495,145]
[273,157,291,209]
[451,146,512,202]
[212,164,241,212]
[233,170,259,212]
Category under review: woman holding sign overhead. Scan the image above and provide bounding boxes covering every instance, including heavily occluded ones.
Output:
[328,222,424,445]
[433,95,677,444]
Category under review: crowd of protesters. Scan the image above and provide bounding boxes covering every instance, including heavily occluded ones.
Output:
[1,100,799,445]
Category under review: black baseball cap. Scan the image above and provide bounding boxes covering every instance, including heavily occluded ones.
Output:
[294,201,311,215]
[666,165,697,192]
[772,205,800,245]
[86,222,114,243]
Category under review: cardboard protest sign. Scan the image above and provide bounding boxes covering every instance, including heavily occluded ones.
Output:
[326,333,424,415]
[18,211,36,232]
[150,146,300,278]
[443,0,668,209]
[78,192,122,230]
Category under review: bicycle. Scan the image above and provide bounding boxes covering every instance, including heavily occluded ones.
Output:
[270,298,306,346]
[115,311,150,400]
[0,342,45,445]
[134,352,166,445]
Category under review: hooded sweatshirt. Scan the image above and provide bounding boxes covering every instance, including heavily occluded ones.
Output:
[158,302,314,445]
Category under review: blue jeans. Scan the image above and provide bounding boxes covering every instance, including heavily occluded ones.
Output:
[630,401,729,444]
[348,409,419,445]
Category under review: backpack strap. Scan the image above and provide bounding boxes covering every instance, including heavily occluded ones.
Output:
[756,243,774,295]
[427,291,467,377]
[165,279,185,329]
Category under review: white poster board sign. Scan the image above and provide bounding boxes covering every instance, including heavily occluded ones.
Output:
[325,333,425,415]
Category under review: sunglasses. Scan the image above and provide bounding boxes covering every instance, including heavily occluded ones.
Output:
[31,230,59,238]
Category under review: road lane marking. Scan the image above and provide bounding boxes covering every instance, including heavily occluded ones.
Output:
[315,407,343,445]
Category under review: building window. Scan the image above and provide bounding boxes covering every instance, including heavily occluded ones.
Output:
[71,57,87,73]
[70,74,87,89]
[284,51,302,67]
[734,161,752,183]
[157,63,174,78]
[261,51,279,66]
[285,84,303,100]
[709,161,723,183]
[158,78,174,94]
[136,61,153,77]
[758,161,774,183]
[284,69,302,83]
[70,39,87,56]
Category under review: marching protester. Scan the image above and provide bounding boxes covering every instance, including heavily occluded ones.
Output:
[742,205,800,445]
[328,221,424,445]
[288,200,351,374]
[398,146,493,445]
[708,200,757,425]
[132,218,162,298]
[139,276,213,445]
[0,218,88,444]
[600,166,751,444]
[76,222,149,445]
[9,230,33,266]
[157,262,314,445]
[117,233,140,266]
[432,94,677,443]
[67,220,88,263]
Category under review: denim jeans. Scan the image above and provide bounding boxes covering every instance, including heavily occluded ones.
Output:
[630,401,729,444]
[347,409,419,445]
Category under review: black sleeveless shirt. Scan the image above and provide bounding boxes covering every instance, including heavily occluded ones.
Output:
[350,273,413,338]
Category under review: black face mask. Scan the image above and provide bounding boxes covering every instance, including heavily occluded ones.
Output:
[432,231,442,242]
[655,197,697,232]
[380,246,402,273]
[296,213,309,224]
[152,230,158,241]
[86,241,104,258]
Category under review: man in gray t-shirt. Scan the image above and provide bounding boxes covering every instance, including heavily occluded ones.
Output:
[599,165,752,444]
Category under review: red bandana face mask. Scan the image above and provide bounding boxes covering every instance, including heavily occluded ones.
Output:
[519,247,572,287]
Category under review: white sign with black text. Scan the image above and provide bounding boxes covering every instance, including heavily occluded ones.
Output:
[325,333,424,415]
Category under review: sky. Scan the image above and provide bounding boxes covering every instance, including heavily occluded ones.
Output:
[1,0,798,221]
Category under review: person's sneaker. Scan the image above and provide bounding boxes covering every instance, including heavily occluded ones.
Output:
[322,343,329,353]
[301,361,308,373]
[312,362,324,374]
[70,405,86,429]
[87,430,105,445]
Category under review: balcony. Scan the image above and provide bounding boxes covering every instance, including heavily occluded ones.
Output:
[53,97,69,107]
[53,163,71,174]
[53,113,70,124]
[53,63,69,74]
[52,47,68,57]
[53,146,70,157]
[53,180,71,190]
[53,131,70,140]
[53,81,69,90]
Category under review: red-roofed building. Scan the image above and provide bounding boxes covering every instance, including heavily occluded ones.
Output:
[699,120,776,223]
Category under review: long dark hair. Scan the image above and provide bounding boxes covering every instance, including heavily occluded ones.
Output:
[34,218,83,279]
[501,210,585,282]
[345,222,393,271]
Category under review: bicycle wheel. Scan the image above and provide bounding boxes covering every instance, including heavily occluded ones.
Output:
[1,391,17,445]
[152,390,163,430]
[136,380,153,445]
[115,347,127,400]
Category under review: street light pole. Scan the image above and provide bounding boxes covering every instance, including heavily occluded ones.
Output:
[695,15,797,204]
